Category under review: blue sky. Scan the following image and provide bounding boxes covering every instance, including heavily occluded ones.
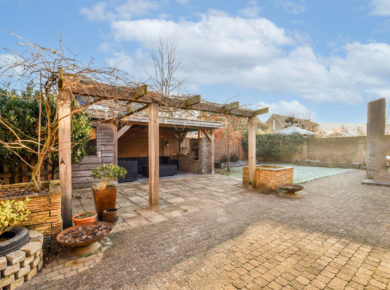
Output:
[1,0,390,123]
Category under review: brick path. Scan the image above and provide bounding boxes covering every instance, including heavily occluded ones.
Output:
[24,170,390,289]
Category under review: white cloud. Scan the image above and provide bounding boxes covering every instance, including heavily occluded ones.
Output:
[256,100,316,121]
[371,0,390,16]
[102,10,390,104]
[80,0,158,21]
[0,54,24,76]
[275,0,306,15]
[239,0,261,18]
[80,2,108,21]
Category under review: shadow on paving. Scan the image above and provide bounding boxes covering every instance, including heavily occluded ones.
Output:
[23,170,390,289]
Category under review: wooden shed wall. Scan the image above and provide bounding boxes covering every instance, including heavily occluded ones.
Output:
[118,126,179,158]
[72,122,117,189]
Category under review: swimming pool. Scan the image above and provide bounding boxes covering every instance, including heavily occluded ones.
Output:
[220,163,354,184]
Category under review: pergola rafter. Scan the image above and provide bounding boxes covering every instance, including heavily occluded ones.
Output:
[58,74,268,226]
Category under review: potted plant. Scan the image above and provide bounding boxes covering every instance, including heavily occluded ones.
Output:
[91,164,127,219]
[0,198,31,256]
[72,211,97,225]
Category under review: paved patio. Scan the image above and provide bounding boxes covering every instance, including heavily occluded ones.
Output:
[24,170,390,289]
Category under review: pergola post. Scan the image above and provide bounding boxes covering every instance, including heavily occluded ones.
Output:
[248,117,256,188]
[58,90,72,228]
[148,102,159,210]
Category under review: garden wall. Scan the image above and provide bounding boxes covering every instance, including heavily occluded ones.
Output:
[215,137,246,162]
[0,181,62,244]
[279,136,367,168]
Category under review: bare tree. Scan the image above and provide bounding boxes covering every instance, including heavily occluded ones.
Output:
[148,37,184,97]
[0,32,140,191]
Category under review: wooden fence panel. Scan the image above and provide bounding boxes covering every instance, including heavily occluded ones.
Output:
[0,163,55,186]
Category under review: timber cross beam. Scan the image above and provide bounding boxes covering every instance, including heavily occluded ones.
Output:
[62,75,268,118]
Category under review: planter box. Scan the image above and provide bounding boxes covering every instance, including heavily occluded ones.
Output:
[243,165,293,192]
[0,180,63,244]
[215,160,248,169]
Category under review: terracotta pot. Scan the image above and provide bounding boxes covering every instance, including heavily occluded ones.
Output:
[72,211,97,225]
[102,208,119,224]
[92,187,117,220]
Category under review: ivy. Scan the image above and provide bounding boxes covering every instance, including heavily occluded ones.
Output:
[242,132,306,159]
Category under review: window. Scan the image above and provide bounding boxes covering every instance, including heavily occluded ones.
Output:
[86,127,97,155]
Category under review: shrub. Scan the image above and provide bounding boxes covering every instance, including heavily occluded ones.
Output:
[0,198,31,236]
[0,87,92,173]
[92,164,127,190]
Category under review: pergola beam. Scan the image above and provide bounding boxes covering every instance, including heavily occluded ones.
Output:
[184,95,201,107]
[252,107,269,117]
[117,125,132,139]
[63,77,265,118]
[223,102,239,111]
[121,104,149,120]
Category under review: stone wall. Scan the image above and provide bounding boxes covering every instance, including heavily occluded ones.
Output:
[243,165,293,192]
[0,181,63,244]
[178,137,211,174]
[366,98,390,183]
[199,136,210,174]
[0,230,43,289]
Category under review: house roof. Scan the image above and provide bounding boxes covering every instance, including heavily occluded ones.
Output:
[267,114,318,129]
[272,126,316,136]
[318,123,366,136]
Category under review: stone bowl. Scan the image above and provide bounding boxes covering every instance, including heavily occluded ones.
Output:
[56,222,113,248]
[279,184,304,193]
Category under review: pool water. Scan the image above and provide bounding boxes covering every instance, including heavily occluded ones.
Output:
[221,163,354,184]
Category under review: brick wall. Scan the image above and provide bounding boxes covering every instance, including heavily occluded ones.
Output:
[243,166,293,192]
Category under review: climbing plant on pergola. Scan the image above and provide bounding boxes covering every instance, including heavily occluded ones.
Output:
[58,73,268,227]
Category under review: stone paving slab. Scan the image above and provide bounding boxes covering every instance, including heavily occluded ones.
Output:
[23,170,390,289]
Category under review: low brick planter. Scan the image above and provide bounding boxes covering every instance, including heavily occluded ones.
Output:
[0,180,63,245]
[0,230,43,289]
[243,165,294,192]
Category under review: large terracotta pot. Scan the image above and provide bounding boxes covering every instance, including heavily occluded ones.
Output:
[92,187,117,220]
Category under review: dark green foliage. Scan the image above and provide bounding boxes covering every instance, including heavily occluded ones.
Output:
[242,131,305,160]
[0,86,92,171]
[230,154,239,162]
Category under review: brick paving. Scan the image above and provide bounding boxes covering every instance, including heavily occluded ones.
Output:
[23,170,390,289]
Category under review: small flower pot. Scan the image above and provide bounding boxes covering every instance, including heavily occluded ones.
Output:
[72,211,97,225]
[102,208,119,224]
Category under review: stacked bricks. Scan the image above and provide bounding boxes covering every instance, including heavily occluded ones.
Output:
[243,165,294,192]
[0,181,63,245]
[39,237,112,281]
[0,230,43,289]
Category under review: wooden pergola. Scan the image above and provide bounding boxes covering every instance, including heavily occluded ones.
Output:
[58,74,268,227]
